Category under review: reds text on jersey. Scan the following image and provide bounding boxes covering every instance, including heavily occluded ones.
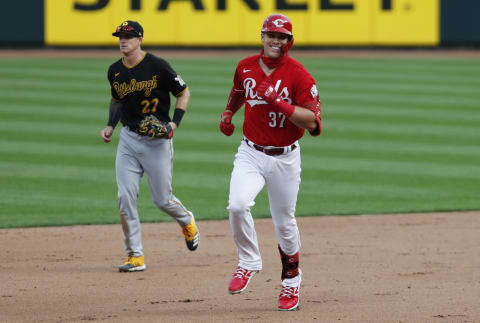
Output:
[233,54,320,147]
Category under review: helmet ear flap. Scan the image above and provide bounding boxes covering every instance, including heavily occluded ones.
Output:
[282,36,294,54]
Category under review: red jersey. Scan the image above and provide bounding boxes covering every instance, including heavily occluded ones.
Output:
[232,54,320,147]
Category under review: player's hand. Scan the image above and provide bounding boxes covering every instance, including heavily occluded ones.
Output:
[101,126,114,143]
[220,110,235,136]
[257,80,296,118]
[167,122,177,139]
[257,80,280,105]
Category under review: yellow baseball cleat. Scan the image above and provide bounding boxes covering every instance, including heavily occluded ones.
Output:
[118,256,146,272]
[182,214,199,251]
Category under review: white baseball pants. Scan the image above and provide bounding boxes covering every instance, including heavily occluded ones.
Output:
[228,140,302,271]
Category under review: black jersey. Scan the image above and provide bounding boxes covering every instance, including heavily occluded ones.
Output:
[107,52,187,129]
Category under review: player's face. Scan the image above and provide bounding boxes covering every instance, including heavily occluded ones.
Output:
[261,32,289,58]
[118,34,142,55]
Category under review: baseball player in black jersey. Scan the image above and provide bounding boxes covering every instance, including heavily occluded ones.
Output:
[100,20,199,272]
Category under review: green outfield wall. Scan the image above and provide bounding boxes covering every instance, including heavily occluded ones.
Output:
[1,0,479,46]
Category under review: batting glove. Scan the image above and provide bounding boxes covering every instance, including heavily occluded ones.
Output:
[257,81,295,118]
[220,110,235,136]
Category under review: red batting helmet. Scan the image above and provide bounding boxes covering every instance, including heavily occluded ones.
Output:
[261,14,293,36]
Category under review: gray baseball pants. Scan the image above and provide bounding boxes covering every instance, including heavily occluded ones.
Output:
[116,126,193,257]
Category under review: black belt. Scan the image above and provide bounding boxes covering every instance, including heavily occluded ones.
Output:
[126,125,147,137]
[126,125,139,133]
[244,139,297,156]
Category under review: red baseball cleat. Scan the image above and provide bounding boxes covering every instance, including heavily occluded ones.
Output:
[228,266,258,294]
[278,285,300,311]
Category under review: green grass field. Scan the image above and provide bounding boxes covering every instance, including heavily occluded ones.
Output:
[0,55,479,228]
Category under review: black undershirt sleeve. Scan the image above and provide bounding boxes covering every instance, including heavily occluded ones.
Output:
[107,99,122,128]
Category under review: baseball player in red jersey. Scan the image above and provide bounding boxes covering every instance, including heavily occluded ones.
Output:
[219,14,322,311]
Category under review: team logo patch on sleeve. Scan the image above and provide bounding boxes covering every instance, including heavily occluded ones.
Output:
[310,85,319,99]
[175,75,185,86]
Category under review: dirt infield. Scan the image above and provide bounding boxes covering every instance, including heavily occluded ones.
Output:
[1,212,479,322]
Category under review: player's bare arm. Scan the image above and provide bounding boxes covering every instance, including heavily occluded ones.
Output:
[101,98,123,143]
[288,106,318,132]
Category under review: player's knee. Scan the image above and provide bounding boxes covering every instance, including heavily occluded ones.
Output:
[154,199,170,211]
[227,200,250,215]
[118,191,135,210]
[152,196,172,212]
